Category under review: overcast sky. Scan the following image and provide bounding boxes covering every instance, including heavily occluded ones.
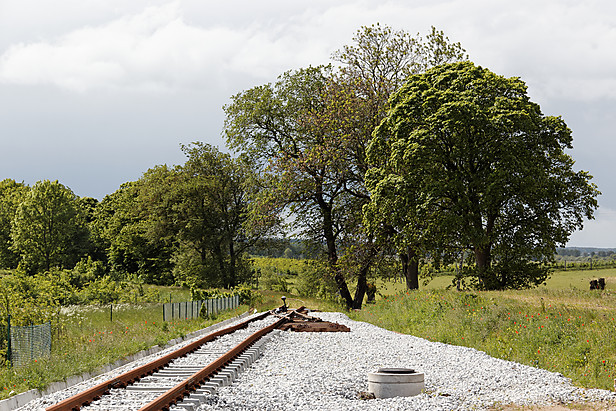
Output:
[1,0,615,247]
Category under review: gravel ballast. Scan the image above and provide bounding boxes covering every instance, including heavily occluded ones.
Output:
[198,312,616,410]
[16,311,616,410]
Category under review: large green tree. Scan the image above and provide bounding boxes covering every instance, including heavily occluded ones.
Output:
[367,61,600,290]
[11,180,88,272]
[169,143,260,288]
[0,179,28,269]
[225,24,466,307]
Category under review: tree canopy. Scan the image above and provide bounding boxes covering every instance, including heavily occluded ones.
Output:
[0,24,601,302]
[367,61,600,289]
[11,180,88,272]
[224,24,467,307]
[0,179,28,269]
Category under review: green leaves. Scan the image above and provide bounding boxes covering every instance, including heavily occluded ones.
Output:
[11,180,87,272]
[367,61,599,290]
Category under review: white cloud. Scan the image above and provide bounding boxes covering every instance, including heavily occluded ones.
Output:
[2,0,615,99]
[0,2,322,92]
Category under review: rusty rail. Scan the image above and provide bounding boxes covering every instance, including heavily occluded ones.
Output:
[139,315,289,411]
[46,312,270,411]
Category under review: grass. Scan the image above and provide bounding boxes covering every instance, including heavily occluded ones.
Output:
[0,299,247,400]
[349,285,616,392]
[0,286,338,401]
[375,268,616,299]
[3,265,616,402]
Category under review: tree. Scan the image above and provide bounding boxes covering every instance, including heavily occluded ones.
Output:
[132,143,269,289]
[11,180,88,272]
[91,176,177,284]
[225,24,467,307]
[0,179,28,269]
[171,142,261,288]
[368,61,600,289]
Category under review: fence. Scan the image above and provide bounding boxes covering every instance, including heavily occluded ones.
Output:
[162,295,240,322]
[7,319,52,367]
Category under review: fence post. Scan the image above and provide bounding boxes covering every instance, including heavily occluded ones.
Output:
[7,315,11,366]
[110,304,113,322]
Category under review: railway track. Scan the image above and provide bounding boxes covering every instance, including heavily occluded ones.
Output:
[44,306,349,411]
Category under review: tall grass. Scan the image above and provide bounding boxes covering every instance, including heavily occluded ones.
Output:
[0,303,249,400]
[349,288,616,391]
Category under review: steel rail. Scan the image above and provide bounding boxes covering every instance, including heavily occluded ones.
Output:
[46,312,270,411]
[138,314,289,411]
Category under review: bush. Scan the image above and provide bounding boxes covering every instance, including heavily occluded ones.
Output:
[294,262,338,300]
[453,261,550,291]
[79,277,120,304]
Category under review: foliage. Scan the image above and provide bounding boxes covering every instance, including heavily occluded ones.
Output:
[293,261,341,300]
[136,143,271,289]
[11,180,89,273]
[224,24,467,308]
[189,284,260,306]
[367,61,600,290]
[92,180,175,285]
[0,179,28,269]
[0,272,60,327]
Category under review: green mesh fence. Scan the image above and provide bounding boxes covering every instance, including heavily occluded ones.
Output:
[9,322,51,366]
[162,295,239,322]
[0,320,7,363]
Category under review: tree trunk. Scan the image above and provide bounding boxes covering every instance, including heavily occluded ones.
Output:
[474,246,491,286]
[228,240,236,288]
[352,265,368,310]
[317,192,353,309]
[401,246,419,290]
[213,242,227,288]
[474,213,495,287]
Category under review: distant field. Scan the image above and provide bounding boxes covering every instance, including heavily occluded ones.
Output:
[375,267,616,298]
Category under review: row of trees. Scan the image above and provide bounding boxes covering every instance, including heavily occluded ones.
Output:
[1,24,600,310]
[0,143,272,289]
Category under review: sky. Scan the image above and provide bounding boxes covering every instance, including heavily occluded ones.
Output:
[1,0,615,247]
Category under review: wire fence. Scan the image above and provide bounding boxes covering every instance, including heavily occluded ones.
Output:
[162,295,239,322]
[0,295,240,365]
[7,321,52,367]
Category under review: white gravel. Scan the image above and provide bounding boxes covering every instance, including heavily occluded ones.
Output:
[16,311,616,410]
[196,312,616,410]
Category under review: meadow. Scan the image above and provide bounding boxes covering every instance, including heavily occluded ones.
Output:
[2,266,615,401]
[350,267,616,392]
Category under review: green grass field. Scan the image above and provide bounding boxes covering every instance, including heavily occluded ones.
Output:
[375,267,616,298]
